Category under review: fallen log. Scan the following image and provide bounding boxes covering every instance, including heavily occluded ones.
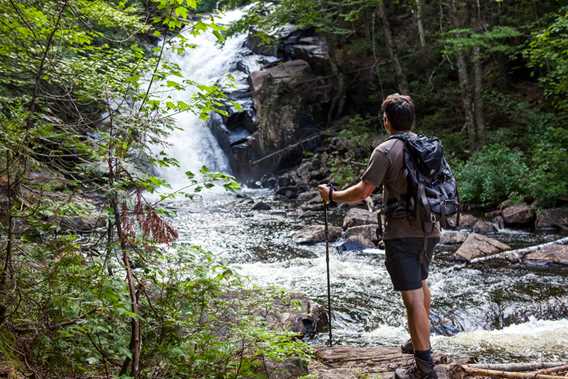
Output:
[460,364,568,379]
[467,362,567,372]
[535,364,568,375]
[468,237,568,265]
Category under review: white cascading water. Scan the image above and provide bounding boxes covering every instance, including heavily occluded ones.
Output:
[155,8,253,191]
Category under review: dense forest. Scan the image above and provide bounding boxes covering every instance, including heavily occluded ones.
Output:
[0,0,566,378]
[228,0,567,209]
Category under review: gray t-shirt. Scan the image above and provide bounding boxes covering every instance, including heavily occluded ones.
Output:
[361,132,440,240]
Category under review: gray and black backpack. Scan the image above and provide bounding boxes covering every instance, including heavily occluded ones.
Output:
[385,133,460,231]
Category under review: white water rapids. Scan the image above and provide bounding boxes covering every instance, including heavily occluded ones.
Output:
[156,8,568,362]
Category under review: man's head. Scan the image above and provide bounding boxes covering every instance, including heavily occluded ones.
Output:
[381,93,415,133]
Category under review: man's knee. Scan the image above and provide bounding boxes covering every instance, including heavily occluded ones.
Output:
[401,288,425,311]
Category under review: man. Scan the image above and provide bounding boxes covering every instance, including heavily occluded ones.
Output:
[318,94,439,379]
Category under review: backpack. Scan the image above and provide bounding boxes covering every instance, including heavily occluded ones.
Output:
[385,133,460,230]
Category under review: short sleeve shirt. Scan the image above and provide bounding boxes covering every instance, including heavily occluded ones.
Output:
[361,132,440,240]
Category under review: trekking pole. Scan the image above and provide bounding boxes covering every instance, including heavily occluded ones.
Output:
[323,199,333,347]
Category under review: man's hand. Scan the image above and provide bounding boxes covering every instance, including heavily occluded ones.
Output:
[318,184,331,204]
[317,180,376,205]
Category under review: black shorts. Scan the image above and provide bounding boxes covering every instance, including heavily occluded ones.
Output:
[384,238,439,291]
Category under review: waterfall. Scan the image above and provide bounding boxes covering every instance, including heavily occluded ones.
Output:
[155,9,251,191]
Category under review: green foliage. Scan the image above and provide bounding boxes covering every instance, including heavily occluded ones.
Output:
[454,144,529,207]
[0,0,306,378]
[442,26,522,57]
[524,7,568,112]
[329,115,378,187]
[526,127,568,207]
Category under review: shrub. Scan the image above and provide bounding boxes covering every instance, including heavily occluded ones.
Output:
[454,144,530,207]
[526,127,568,207]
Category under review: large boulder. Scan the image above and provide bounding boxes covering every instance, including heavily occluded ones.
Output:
[345,225,379,245]
[244,31,278,56]
[337,225,379,251]
[536,208,568,233]
[440,230,469,245]
[58,214,106,232]
[342,208,379,229]
[250,59,332,172]
[445,213,478,229]
[457,213,479,229]
[293,225,342,244]
[454,233,511,262]
[252,201,272,211]
[281,35,331,74]
[524,244,568,267]
[502,203,536,226]
[472,220,498,234]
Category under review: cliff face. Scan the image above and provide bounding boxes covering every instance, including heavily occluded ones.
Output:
[209,28,341,181]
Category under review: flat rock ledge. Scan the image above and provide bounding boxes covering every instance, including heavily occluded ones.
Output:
[309,346,463,379]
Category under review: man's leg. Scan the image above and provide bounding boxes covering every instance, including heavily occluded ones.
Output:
[422,279,431,317]
[401,287,430,351]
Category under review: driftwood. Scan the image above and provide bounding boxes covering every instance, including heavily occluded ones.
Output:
[460,364,567,379]
[467,362,567,372]
[468,237,568,265]
[535,364,568,375]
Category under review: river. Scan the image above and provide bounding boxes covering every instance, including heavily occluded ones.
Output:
[156,8,568,364]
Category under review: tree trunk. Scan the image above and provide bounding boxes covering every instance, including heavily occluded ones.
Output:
[107,104,141,378]
[324,33,346,125]
[473,45,485,146]
[472,0,485,146]
[415,0,426,48]
[377,2,409,94]
[450,0,475,145]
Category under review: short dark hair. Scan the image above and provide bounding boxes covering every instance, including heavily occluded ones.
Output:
[381,93,415,131]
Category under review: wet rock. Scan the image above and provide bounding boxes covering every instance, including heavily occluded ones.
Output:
[297,159,330,184]
[502,203,535,226]
[456,213,478,229]
[440,230,469,245]
[300,194,324,211]
[293,225,341,244]
[265,292,329,338]
[264,358,308,379]
[276,186,299,199]
[535,208,568,233]
[58,213,106,232]
[339,235,377,251]
[298,209,320,220]
[524,244,568,267]
[454,233,511,262]
[278,173,297,187]
[499,199,514,210]
[345,225,379,244]
[252,201,272,211]
[251,59,332,173]
[254,245,317,262]
[244,31,278,56]
[281,35,330,74]
[342,208,379,229]
[260,175,278,188]
[298,190,319,202]
[472,220,498,234]
[494,215,505,230]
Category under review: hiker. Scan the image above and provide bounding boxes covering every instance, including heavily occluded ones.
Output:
[318,94,444,379]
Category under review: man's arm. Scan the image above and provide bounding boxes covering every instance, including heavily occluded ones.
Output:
[318,180,376,204]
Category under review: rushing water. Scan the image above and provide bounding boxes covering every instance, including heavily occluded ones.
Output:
[157,9,568,363]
